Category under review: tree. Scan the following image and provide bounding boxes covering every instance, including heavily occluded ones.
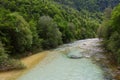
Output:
[0,12,33,53]
[37,16,62,49]
[0,41,8,61]
[99,4,120,64]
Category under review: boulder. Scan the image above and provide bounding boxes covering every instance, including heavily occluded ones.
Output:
[67,49,83,59]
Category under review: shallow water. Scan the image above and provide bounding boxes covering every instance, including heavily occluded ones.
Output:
[18,38,111,80]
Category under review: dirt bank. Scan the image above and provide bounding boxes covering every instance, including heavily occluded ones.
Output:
[0,51,49,80]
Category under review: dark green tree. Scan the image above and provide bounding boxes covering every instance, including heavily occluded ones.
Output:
[37,16,62,49]
[0,12,33,53]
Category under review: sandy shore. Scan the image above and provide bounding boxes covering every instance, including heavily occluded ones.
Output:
[0,51,49,80]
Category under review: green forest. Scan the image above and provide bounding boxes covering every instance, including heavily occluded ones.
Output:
[0,0,120,71]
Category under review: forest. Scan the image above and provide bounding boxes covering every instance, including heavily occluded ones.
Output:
[98,3,120,65]
[0,0,120,71]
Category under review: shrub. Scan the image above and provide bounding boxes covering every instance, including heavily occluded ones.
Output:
[0,41,25,71]
[0,41,8,62]
[0,58,25,71]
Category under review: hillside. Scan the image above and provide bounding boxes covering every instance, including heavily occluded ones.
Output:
[0,0,100,71]
[0,0,120,71]
[53,0,120,12]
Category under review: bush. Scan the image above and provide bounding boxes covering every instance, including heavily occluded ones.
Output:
[0,41,25,71]
[0,58,25,71]
[0,41,8,62]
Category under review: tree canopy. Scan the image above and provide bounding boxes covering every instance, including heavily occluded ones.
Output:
[98,4,120,65]
[0,0,120,70]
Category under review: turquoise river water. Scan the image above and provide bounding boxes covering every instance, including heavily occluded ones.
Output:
[18,38,114,80]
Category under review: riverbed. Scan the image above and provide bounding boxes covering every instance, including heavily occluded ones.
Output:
[18,38,115,80]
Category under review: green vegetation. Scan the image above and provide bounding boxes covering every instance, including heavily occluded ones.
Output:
[53,0,119,12]
[0,0,120,70]
[0,41,25,71]
[0,0,98,71]
[38,16,62,49]
[98,4,120,65]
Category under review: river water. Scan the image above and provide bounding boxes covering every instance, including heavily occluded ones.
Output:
[18,38,114,80]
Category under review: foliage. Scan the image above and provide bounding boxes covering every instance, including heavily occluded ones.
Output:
[53,0,120,12]
[29,20,43,51]
[0,58,25,71]
[0,12,33,53]
[0,0,115,70]
[98,4,120,65]
[0,41,8,61]
[0,41,25,71]
[37,16,62,49]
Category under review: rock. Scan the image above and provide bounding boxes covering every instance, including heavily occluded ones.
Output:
[117,66,120,70]
[68,55,83,59]
[83,43,86,45]
[85,55,90,58]
[67,49,83,59]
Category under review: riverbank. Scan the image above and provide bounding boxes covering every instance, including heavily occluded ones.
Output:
[18,38,111,80]
[0,38,120,80]
[18,38,120,80]
[0,51,48,80]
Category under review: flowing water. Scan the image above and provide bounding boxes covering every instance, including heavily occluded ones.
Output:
[18,38,114,80]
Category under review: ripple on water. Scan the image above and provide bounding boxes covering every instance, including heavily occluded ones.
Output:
[19,53,104,80]
[18,38,106,80]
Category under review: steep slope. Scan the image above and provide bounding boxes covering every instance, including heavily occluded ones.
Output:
[0,0,100,70]
[53,0,120,12]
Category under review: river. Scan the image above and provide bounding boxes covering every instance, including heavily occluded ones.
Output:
[18,38,114,80]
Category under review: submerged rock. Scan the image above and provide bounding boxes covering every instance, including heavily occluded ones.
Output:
[67,49,84,59]
[68,54,83,59]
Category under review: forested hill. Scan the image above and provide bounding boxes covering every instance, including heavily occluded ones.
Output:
[0,0,120,71]
[53,0,120,12]
[0,0,100,71]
